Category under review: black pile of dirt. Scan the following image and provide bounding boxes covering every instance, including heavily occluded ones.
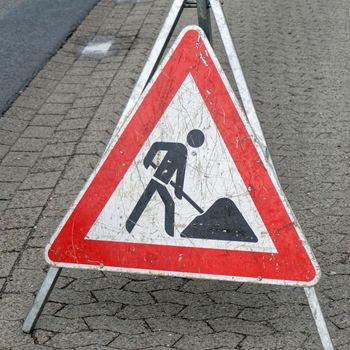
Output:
[181,198,258,242]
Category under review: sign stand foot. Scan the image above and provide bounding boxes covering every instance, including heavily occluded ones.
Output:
[305,287,334,350]
[22,267,61,333]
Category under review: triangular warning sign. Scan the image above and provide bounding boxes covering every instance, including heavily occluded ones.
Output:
[46,26,319,286]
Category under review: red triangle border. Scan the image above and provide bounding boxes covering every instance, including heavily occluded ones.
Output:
[46,27,319,286]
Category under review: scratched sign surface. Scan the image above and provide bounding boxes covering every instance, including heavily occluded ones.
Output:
[46,26,319,286]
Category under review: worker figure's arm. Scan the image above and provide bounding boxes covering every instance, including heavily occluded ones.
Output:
[143,142,172,169]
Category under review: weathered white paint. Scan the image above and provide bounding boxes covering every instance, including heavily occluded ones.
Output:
[87,74,276,253]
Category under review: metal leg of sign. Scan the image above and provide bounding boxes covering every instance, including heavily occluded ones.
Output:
[22,267,61,333]
[197,0,212,43]
[305,287,334,350]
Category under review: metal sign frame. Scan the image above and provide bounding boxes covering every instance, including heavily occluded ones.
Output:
[23,1,334,349]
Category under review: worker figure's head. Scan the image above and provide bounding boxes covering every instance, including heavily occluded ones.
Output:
[187,129,205,148]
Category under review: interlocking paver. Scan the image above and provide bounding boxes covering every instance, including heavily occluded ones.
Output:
[0,182,19,199]
[240,332,308,349]
[93,288,155,305]
[73,97,102,108]
[270,312,332,334]
[54,83,85,94]
[22,126,55,139]
[0,166,29,182]
[69,276,130,292]
[42,143,76,158]
[31,78,58,91]
[32,331,58,349]
[47,93,77,104]
[49,288,95,305]
[36,315,89,333]
[0,144,10,159]
[75,346,110,350]
[116,303,183,319]
[31,156,70,173]
[0,117,29,133]
[4,106,36,121]
[50,129,85,143]
[0,207,42,229]
[5,268,46,293]
[17,248,48,269]
[9,189,52,209]
[124,277,185,292]
[181,278,241,293]
[238,304,304,322]
[45,330,117,348]
[208,290,273,307]
[109,331,181,350]
[56,302,123,319]
[0,130,19,146]
[0,320,35,349]
[75,142,106,155]
[179,303,242,320]
[2,151,40,167]
[19,171,61,190]
[85,316,148,334]
[12,138,48,152]
[57,118,90,131]
[0,293,34,321]
[41,301,65,316]
[38,103,71,115]
[209,317,274,336]
[146,316,213,335]
[0,0,349,349]
[174,332,244,350]
[0,229,30,252]
[65,107,96,120]
[12,96,44,111]
[152,289,212,306]
[0,252,19,277]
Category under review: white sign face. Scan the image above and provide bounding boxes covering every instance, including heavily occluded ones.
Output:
[87,75,276,253]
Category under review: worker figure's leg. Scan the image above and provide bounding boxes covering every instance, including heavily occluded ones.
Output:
[156,182,175,237]
[126,179,175,236]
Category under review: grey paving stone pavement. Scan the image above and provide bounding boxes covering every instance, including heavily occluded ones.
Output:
[0,0,349,349]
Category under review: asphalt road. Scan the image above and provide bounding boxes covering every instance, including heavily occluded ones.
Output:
[0,0,99,114]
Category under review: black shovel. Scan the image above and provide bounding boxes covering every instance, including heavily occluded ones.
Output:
[150,163,258,242]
